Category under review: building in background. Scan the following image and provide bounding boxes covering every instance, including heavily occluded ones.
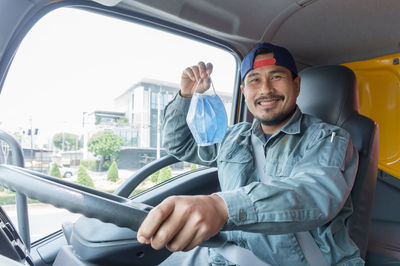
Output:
[81,78,232,168]
[113,78,178,150]
[2,78,232,170]
[114,78,232,148]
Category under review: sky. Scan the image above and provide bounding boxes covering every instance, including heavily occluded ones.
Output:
[0,7,237,147]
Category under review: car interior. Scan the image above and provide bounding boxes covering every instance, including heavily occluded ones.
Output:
[0,0,399,265]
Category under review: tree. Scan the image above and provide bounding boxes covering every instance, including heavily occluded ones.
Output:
[107,161,119,182]
[157,166,172,183]
[50,163,62,178]
[151,170,160,182]
[88,131,123,170]
[76,165,95,188]
[53,132,81,151]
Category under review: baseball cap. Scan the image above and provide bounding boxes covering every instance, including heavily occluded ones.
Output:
[241,42,298,82]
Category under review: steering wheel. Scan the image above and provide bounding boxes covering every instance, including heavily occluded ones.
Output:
[0,164,152,232]
[0,130,223,257]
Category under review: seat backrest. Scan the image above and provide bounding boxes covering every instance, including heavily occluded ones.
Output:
[297,65,379,259]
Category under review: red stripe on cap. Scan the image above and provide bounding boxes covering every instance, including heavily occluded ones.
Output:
[253,58,277,68]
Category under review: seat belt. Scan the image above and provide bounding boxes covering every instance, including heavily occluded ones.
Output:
[213,134,329,266]
[250,134,329,266]
[214,244,272,266]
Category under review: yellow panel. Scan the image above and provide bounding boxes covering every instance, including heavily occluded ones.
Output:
[344,54,400,178]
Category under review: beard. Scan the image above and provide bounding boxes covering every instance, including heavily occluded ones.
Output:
[256,105,296,126]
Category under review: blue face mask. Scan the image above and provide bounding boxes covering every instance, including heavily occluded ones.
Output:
[186,78,228,162]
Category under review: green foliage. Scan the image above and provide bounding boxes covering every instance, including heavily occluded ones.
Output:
[117,117,128,124]
[107,161,119,182]
[0,193,39,205]
[149,167,172,184]
[0,188,14,194]
[76,166,95,188]
[157,166,172,183]
[151,170,160,182]
[80,160,99,171]
[88,131,123,164]
[130,188,146,197]
[190,164,198,170]
[0,193,16,205]
[52,132,81,151]
[95,115,128,125]
[50,163,62,178]
[102,160,111,170]
[0,188,39,205]
[95,115,102,125]
[4,188,14,194]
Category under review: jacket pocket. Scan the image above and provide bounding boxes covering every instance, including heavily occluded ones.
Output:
[218,143,252,164]
[264,157,298,179]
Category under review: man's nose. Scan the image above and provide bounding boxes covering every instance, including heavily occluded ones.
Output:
[259,79,273,94]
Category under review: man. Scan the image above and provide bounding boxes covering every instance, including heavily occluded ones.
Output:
[137,43,363,265]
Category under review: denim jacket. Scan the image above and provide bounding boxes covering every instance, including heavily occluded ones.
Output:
[162,93,364,266]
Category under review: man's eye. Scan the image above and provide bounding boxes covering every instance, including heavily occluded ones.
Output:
[249,78,259,83]
[271,75,282,80]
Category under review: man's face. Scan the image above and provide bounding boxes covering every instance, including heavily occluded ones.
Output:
[241,53,300,134]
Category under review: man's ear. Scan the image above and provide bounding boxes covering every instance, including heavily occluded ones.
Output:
[294,76,301,96]
[240,84,244,94]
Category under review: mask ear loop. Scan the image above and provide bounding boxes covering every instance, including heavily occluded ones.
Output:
[192,77,222,163]
[197,142,221,163]
[193,77,217,95]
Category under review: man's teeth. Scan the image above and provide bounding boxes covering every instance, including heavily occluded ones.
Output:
[259,100,277,105]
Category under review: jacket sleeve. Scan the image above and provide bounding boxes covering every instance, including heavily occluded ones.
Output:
[161,92,218,167]
[216,131,359,234]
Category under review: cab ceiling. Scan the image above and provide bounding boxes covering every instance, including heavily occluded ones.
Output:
[118,0,400,66]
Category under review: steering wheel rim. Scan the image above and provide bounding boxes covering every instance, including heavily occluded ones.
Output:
[0,164,152,231]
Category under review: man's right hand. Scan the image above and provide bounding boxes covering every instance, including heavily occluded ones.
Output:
[180,61,213,98]
[137,194,228,252]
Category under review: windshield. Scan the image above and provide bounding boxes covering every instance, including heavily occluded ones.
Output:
[0,7,237,242]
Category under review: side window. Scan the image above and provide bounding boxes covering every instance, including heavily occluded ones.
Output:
[0,8,237,241]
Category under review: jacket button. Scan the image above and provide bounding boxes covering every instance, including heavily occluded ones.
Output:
[227,153,232,159]
[239,209,247,221]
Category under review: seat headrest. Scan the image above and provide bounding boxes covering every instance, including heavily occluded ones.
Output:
[298,65,359,126]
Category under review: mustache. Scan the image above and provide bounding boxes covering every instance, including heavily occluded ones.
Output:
[254,95,284,105]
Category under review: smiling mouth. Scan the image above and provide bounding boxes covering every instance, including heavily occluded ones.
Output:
[255,96,284,107]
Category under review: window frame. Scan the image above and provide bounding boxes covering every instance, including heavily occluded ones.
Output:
[0,0,243,252]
